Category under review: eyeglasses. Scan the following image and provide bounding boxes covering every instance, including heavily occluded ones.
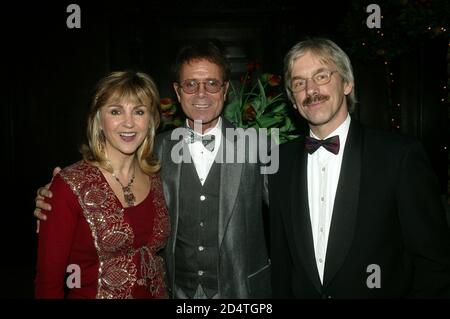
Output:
[290,70,338,93]
[177,79,225,94]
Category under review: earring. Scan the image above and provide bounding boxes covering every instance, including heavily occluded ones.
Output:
[292,104,297,109]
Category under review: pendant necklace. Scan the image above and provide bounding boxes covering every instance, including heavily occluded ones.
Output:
[112,165,136,207]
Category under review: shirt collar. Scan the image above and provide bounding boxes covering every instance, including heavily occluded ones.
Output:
[310,113,351,154]
[185,117,222,138]
[310,114,350,139]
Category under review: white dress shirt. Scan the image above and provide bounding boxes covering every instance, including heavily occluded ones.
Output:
[186,117,222,186]
[307,114,351,283]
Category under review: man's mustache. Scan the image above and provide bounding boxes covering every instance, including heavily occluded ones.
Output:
[302,94,329,106]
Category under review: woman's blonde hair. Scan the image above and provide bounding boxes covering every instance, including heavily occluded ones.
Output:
[81,71,161,174]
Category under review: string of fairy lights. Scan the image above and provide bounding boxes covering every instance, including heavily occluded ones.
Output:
[347,2,449,195]
[363,22,449,132]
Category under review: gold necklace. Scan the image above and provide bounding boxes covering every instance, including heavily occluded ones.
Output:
[111,165,136,207]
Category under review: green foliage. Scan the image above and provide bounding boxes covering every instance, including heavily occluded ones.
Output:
[224,72,299,144]
[158,98,184,132]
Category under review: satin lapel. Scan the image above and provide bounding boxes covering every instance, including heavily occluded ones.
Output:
[161,133,184,254]
[290,139,323,293]
[218,120,243,247]
[323,121,362,288]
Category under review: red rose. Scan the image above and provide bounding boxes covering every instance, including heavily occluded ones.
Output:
[243,104,256,121]
[160,98,173,110]
[268,74,281,86]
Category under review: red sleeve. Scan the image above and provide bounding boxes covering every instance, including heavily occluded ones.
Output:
[35,174,80,298]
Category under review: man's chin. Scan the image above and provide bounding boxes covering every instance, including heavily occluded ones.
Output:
[188,116,220,126]
[306,115,330,127]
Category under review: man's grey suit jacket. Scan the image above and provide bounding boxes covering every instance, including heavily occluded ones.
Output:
[154,119,271,298]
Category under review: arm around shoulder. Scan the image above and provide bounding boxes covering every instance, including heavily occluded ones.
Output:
[35,174,80,298]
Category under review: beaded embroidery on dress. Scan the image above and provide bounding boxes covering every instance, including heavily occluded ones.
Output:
[59,160,170,298]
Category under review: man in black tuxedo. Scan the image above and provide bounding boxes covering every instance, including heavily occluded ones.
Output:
[269,37,450,298]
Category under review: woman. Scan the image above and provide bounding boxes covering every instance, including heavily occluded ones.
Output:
[35,71,170,298]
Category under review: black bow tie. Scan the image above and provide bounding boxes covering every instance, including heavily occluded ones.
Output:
[304,135,340,155]
[185,128,216,152]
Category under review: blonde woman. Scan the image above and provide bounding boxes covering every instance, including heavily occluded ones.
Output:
[35,71,170,298]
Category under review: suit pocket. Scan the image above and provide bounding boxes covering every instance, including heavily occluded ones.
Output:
[248,262,272,298]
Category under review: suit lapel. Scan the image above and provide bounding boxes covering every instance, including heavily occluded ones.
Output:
[322,120,362,288]
[290,139,323,293]
[218,120,243,247]
[161,133,184,254]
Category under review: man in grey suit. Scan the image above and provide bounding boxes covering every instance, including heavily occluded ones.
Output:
[34,42,272,299]
[155,42,271,299]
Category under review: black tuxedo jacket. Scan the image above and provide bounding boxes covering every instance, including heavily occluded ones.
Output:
[269,119,450,298]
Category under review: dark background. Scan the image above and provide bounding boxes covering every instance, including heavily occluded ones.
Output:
[2,0,449,298]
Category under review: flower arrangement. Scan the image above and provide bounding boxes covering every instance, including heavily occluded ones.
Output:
[159,97,183,131]
[223,62,299,144]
